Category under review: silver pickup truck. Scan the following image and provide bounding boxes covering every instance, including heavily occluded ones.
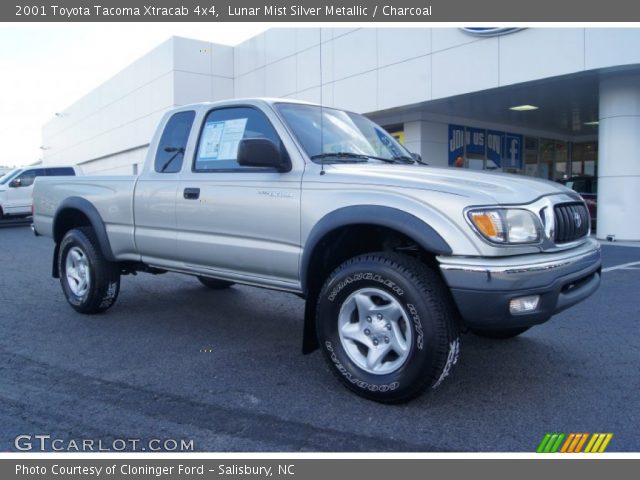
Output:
[33,98,601,402]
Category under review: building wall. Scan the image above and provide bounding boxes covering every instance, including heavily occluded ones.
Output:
[43,37,234,175]
[42,28,640,174]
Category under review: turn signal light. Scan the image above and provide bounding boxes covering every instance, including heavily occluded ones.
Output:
[469,211,504,242]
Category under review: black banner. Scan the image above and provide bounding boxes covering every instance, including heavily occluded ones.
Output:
[4,0,640,22]
[3,459,640,480]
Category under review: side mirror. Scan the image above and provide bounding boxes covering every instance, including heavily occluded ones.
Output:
[9,178,21,188]
[237,138,291,172]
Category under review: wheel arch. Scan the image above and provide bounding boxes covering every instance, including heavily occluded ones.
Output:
[52,197,115,277]
[300,205,452,354]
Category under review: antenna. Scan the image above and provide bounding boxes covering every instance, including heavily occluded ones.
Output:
[319,31,325,176]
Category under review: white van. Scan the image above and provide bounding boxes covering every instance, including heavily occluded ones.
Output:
[0,166,78,218]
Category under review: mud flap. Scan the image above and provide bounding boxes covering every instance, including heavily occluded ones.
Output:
[302,292,319,354]
[52,243,60,278]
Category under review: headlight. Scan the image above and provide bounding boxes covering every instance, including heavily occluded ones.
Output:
[468,208,541,244]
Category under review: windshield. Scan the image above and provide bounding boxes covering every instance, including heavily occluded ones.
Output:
[0,168,20,185]
[276,103,413,164]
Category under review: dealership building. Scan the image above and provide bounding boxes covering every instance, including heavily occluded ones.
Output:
[42,27,640,240]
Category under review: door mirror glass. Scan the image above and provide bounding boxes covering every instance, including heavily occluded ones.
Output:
[9,178,21,188]
[237,138,291,172]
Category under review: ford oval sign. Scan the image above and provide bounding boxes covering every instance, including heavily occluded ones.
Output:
[461,28,523,37]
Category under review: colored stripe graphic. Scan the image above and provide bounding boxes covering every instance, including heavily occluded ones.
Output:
[537,433,552,453]
[544,434,559,453]
[537,433,565,453]
[538,433,612,453]
[560,433,576,453]
[584,433,613,453]
[574,433,589,453]
[598,434,613,453]
[550,433,565,453]
[584,434,598,453]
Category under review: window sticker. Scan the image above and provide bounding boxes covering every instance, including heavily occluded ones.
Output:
[198,118,248,160]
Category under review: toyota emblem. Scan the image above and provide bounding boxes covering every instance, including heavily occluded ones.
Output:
[573,211,582,229]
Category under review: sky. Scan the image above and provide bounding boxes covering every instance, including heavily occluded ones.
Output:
[0,23,269,168]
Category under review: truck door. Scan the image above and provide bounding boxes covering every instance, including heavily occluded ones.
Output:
[175,105,302,290]
[6,168,44,215]
[134,110,195,265]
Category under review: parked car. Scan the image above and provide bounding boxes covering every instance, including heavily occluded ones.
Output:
[559,176,597,230]
[32,99,601,402]
[0,166,78,218]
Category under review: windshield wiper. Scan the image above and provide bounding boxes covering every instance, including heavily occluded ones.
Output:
[310,152,370,163]
[366,155,415,165]
[160,147,185,172]
[311,152,419,165]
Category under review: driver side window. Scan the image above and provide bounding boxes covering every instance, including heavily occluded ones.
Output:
[15,169,44,187]
[194,106,281,171]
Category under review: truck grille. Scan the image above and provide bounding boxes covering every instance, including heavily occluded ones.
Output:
[554,202,590,243]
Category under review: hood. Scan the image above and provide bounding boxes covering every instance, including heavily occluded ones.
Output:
[323,164,573,205]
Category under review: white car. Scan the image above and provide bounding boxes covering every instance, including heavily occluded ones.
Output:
[0,166,78,218]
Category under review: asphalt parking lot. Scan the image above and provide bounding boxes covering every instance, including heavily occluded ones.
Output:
[1,219,638,452]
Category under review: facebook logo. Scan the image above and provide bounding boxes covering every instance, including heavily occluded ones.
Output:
[503,134,523,169]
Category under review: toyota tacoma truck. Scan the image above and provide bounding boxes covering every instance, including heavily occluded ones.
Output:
[32,98,601,402]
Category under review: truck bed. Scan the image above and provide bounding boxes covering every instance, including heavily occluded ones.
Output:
[33,176,138,260]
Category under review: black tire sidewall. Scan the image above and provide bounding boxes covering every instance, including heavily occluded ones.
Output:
[59,228,119,313]
[316,256,445,401]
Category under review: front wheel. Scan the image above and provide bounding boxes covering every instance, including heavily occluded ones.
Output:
[59,227,120,314]
[315,252,460,403]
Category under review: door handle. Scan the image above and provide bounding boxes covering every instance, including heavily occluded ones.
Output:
[183,187,200,200]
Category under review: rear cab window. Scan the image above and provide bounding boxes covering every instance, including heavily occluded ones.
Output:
[155,111,196,173]
[46,167,75,176]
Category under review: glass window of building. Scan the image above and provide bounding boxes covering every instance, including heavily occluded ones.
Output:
[540,139,568,181]
[524,137,539,177]
[571,142,598,177]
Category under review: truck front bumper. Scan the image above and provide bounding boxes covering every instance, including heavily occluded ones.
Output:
[438,238,602,329]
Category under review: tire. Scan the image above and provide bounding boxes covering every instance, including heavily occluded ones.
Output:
[315,252,460,403]
[59,227,120,314]
[197,276,235,290]
[470,326,530,339]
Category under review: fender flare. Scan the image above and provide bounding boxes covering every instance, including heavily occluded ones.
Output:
[53,197,116,263]
[300,205,452,293]
[299,205,452,354]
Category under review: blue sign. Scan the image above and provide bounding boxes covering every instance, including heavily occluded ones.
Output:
[448,124,465,166]
[503,134,523,169]
[448,124,524,170]
[486,130,504,168]
[465,127,486,155]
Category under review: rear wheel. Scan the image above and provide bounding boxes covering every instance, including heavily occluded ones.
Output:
[315,252,460,403]
[197,276,235,290]
[59,227,120,314]
[470,326,530,339]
